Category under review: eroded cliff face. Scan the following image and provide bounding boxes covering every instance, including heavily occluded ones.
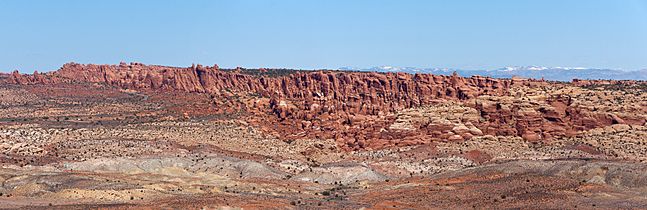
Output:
[42,62,515,112]
[5,63,645,150]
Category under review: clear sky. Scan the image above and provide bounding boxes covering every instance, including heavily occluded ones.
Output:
[1,0,647,73]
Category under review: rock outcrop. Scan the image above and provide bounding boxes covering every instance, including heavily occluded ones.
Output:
[5,63,645,150]
[12,63,515,112]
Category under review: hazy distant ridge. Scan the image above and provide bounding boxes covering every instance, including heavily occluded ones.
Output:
[340,66,647,81]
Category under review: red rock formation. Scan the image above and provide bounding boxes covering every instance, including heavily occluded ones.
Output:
[7,63,516,114]
[4,63,644,150]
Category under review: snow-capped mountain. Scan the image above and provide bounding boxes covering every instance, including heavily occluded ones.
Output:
[339,66,647,81]
[340,66,431,73]
[340,66,459,74]
[498,66,588,71]
[485,67,646,81]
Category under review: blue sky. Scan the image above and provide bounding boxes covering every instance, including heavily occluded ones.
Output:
[1,0,647,73]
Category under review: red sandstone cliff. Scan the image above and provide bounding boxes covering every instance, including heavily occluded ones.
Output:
[5,63,644,150]
[8,62,519,115]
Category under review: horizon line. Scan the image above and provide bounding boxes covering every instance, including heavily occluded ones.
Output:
[2,61,646,74]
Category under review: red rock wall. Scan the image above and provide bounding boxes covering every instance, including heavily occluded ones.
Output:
[11,63,516,115]
[6,63,643,150]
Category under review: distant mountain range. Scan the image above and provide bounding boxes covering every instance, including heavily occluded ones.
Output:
[339,66,647,81]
